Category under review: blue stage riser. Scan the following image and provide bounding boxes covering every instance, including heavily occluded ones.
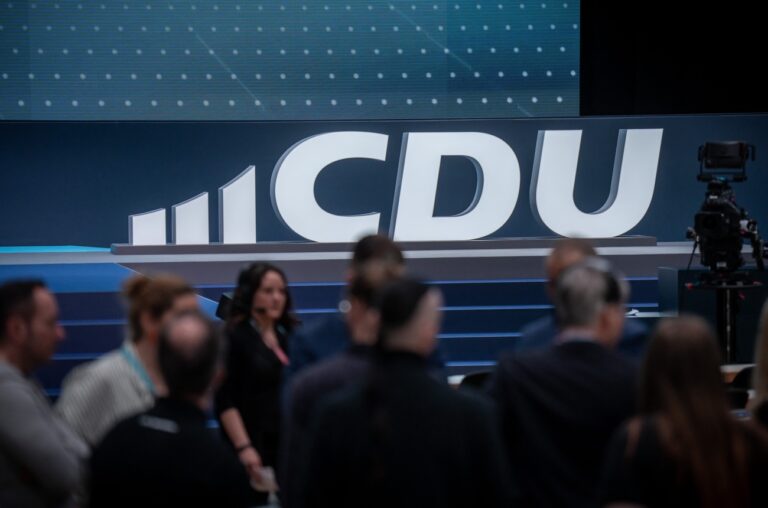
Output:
[196,278,659,313]
[8,268,660,394]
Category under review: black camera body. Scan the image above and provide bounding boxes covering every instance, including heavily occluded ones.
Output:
[687,142,763,272]
[695,180,751,271]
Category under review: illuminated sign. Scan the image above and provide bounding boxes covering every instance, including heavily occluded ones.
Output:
[129,128,663,245]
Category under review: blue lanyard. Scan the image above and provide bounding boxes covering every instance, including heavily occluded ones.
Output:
[121,343,156,395]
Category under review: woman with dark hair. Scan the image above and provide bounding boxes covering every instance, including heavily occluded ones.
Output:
[301,278,513,508]
[215,262,297,505]
[601,315,768,508]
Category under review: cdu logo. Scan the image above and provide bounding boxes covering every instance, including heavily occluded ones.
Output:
[128,128,663,245]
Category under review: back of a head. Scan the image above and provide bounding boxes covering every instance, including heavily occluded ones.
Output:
[554,258,628,329]
[351,235,404,272]
[348,260,406,307]
[546,238,597,282]
[375,277,432,350]
[550,238,597,258]
[0,279,45,345]
[639,315,747,508]
[640,315,727,416]
[122,274,194,342]
[158,310,221,400]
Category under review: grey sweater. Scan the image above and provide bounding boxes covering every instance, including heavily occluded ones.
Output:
[0,360,88,508]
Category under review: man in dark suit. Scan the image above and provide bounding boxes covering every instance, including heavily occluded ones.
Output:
[280,260,400,508]
[284,234,444,395]
[300,278,515,508]
[490,258,638,508]
[89,311,252,508]
[516,238,648,360]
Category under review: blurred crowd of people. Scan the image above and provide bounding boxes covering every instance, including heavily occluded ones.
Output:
[2,235,768,508]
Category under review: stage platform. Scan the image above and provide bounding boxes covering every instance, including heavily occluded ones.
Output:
[0,238,694,397]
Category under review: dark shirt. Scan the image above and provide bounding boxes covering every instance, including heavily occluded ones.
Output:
[89,398,250,508]
[516,313,649,360]
[215,320,287,458]
[301,351,515,508]
[281,345,374,508]
[601,416,768,508]
[489,340,637,508]
[289,344,373,432]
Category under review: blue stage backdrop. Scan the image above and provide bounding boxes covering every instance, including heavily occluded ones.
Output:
[1,114,767,246]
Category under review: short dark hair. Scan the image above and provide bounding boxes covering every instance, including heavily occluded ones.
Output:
[549,238,597,261]
[0,280,46,344]
[374,277,431,348]
[158,311,221,399]
[351,235,404,271]
[347,260,405,306]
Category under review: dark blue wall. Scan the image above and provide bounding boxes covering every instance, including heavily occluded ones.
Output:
[1,114,767,246]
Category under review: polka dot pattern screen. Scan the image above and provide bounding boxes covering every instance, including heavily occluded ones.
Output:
[0,0,579,120]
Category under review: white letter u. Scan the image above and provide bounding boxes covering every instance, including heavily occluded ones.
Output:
[530,128,663,238]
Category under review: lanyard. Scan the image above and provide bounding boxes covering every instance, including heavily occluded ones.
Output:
[121,343,156,395]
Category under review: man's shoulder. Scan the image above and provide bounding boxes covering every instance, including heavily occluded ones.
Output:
[0,360,25,387]
[0,361,48,409]
[291,352,369,415]
[96,406,215,455]
[497,346,552,373]
[497,341,633,383]
[553,340,638,373]
[517,314,558,351]
[66,349,128,381]
[58,348,135,399]
[312,380,365,417]
[296,351,367,387]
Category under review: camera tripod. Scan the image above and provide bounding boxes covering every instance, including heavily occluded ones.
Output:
[690,271,762,363]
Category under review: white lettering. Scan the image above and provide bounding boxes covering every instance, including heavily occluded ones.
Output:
[271,131,389,243]
[531,129,663,238]
[391,132,521,241]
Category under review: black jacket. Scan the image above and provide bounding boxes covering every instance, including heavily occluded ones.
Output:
[215,320,287,457]
[282,345,373,508]
[90,398,251,508]
[300,350,514,508]
[489,339,637,508]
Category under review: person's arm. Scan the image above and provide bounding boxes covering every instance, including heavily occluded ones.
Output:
[0,380,86,499]
[219,407,262,479]
[215,328,264,482]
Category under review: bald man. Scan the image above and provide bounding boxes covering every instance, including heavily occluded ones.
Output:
[90,311,251,507]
